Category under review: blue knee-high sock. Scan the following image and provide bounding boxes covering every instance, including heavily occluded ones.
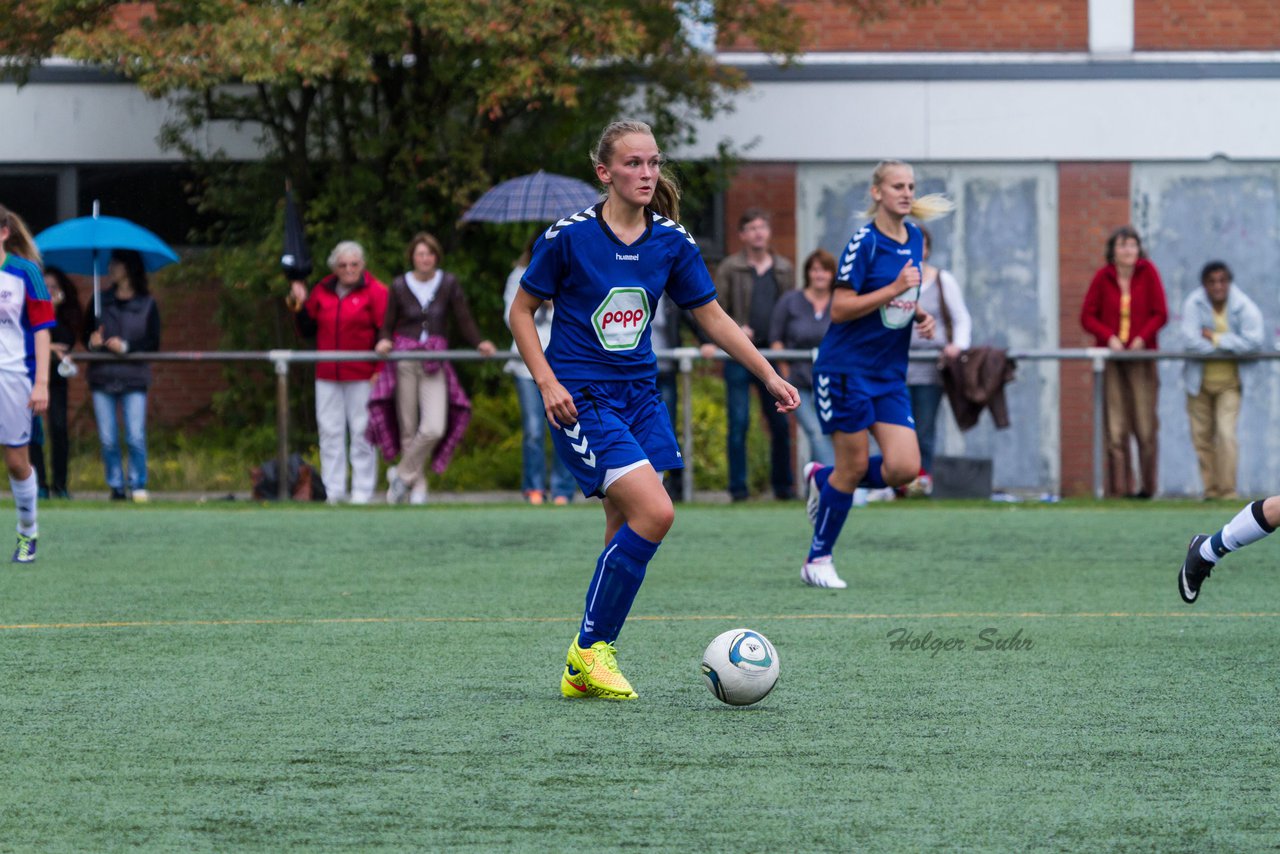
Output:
[578,525,661,646]
[859,455,887,489]
[808,481,854,561]
[812,465,831,492]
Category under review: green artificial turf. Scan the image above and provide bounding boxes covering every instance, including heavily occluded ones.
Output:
[1,501,1276,851]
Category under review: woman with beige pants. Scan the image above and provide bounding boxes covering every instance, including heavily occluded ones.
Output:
[375,233,494,503]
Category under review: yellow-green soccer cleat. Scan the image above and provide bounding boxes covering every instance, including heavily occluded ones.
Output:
[11,532,36,564]
[560,638,639,700]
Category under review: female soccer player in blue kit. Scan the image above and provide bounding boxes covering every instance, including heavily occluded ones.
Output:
[800,161,953,590]
[510,120,799,700]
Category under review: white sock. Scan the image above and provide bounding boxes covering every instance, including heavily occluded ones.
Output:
[10,470,37,537]
[1202,500,1273,563]
[1222,501,1273,551]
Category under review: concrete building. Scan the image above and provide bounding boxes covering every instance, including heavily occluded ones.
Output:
[682,0,1280,496]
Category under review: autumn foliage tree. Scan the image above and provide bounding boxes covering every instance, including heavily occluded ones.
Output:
[1,1,918,450]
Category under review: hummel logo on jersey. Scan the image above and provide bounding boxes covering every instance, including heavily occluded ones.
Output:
[564,422,597,468]
[652,212,698,246]
[615,252,639,261]
[816,374,833,422]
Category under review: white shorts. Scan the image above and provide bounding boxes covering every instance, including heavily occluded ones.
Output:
[0,372,33,447]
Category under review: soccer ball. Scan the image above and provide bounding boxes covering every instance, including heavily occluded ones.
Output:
[700,628,780,706]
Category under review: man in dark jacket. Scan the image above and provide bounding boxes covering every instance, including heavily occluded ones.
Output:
[704,209,796,501]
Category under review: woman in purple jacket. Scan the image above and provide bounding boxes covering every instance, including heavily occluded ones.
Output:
[374,233,495,504]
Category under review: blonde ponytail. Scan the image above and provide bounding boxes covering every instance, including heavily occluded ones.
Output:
[909,194,955,222]
[861,160,955,222]
[591,119,682,223]
[0,203,41,264]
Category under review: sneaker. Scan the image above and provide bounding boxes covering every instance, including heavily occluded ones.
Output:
[801,555,847,589]
[803,462,823,525]
[525,489,545,506]
[349,494,371,506]
[865,487,896,503]
[552,495,570,506]
[1179,534,1214,604]
[386,469,409,505]
[560,638,638,700]
[409,482,428,506]
[131,489,149,503]
[12,532,36,563]
[109,488,127,502]
[902,472,933,498]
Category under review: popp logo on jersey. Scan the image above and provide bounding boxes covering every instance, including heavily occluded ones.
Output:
[880,285,920,329]
[591,287,650,351]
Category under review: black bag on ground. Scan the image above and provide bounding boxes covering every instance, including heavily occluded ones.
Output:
[251,453,326,501]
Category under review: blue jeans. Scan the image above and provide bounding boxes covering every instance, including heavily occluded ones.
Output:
[908,383,944,474]
[725,360,793,499]
[514,376,574,499]
[92,390,148,490]
[794,388,835,467]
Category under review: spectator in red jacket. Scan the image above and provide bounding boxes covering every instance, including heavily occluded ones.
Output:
[290,240,389,504]
[1080,225,1168,498]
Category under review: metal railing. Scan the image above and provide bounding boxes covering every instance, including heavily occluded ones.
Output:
[70,347,1280,501]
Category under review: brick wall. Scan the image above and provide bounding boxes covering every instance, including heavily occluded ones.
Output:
[723,163,799,273]
[725,0,1088,52]
[1057,162,1131,496]
[64,276,227,438]
[1136,0,1280,50]
[111,2,156,32]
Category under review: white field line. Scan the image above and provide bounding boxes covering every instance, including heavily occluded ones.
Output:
[1,611,1277,632]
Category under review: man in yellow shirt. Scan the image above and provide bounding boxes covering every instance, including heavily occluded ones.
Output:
[1180,261,1264,499]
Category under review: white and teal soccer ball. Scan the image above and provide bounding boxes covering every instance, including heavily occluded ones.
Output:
[700,628,779,706]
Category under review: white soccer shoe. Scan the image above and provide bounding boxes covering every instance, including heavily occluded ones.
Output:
[386,468,409,505]
[803,462,824,525]
[801,555,847,589]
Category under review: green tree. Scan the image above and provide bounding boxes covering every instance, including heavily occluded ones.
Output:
[1,0,922,448]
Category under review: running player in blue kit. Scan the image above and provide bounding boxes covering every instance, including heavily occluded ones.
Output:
[510,120,799,700]
[800,161,953,590]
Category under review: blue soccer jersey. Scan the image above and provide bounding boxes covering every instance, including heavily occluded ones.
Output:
[814,220,924,390]
[521,203,717,385]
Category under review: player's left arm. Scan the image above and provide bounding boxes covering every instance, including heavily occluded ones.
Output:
[29,328,50,415]
[690,300,799,413]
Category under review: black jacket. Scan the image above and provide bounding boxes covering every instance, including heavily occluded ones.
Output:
[82,288,161,393]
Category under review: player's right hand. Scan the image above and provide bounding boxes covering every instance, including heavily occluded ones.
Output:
[539,379,577,429]
[896,259,921,293]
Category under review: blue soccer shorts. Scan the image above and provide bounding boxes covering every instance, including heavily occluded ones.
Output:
[813,371,915,435]
[549,379,683,498]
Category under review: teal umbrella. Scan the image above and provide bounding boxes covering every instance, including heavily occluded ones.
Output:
[34,201,179,318]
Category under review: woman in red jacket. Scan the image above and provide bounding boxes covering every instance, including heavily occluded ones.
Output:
[1080,226,1168,498]
[290,241,389,504]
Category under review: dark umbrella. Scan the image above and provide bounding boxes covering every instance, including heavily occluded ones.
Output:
[460,171,600,224]
[280,184,313,282]
[34,200,179,318]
